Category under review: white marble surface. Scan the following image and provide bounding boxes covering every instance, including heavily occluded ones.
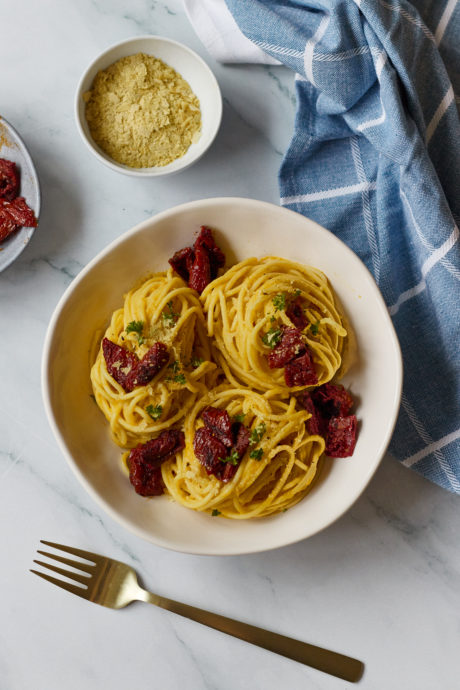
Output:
[1,2,459,689]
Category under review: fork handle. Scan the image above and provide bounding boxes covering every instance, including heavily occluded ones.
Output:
[143,591,364,682]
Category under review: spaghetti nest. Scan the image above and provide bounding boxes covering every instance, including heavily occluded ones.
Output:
[162,385,325,518]
[90,269,217,448]
[201,257,349,394]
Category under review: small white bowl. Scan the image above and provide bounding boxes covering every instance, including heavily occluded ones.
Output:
[75,36,222,176]
[42,198,403,555]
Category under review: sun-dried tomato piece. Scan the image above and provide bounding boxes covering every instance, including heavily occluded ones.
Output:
[194,226,225,279]
[312,383,354,418]
[218,423,250,482]
[103,339,168,392]
[168,246,195,282]
[221,461,238,483]
[194,412,250,482]
[284,348,318,387]
[128,462,164,496]
[128,429,185,496]
[0,196,37,242]
[0,159,37,244]
[267,327,306,369]
[102,337,139,392]
[185,249,195,276]
[217,423,251,483]
[127,342,169,388]
[132,429,185,465]
[202,406,234,447]
[188,240,211,294]
[286,296,308,331]
[325,415,357,457]
[0,213,19,242]
[0,158,19,201]
[297,390,325,436]
[232,422,250,460]
[0,196,37,227]
[168,227,225,293]
[194,426,228,477]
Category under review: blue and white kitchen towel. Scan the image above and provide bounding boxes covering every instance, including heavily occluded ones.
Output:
[184,0,460,493]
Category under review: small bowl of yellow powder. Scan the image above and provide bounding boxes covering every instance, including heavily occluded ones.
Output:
[75,36,222,176]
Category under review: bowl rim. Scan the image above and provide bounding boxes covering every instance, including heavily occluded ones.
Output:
[74,34,222,178]
[0,116,41,272]
[41,197,403,555]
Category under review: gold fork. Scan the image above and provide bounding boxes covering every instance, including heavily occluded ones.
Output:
[30,540,364,683]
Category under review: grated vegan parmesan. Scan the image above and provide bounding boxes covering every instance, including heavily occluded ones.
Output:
[83,53,201,168]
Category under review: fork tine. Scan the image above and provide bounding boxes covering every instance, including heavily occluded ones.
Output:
[37,549,95,574]
[40,540,100,564]
[33,559,90,586]
[30,569,90,598]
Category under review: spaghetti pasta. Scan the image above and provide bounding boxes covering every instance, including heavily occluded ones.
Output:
[162,384,324,518]
[90,269,217,448]
[91,238,357,519]
[201,257,349,394]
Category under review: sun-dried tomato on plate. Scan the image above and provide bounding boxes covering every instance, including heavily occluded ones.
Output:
[0,158,19,201]
[0,158,37,243]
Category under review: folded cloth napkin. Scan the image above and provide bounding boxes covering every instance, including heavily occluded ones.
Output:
[184,0,460,494]
[184,0,279,63]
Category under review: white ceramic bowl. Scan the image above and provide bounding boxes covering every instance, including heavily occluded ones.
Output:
[75,36,222,177]
[42,198,402,555]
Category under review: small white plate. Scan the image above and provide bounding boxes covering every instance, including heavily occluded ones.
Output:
[75,36,222,177]
[0,117,40,272]
[42,198,402,555]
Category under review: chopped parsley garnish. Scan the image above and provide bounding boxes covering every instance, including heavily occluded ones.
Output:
[220,450,240,465]
[189,355,204,369]
[165,361,186,384]
[126,320,144,345]
[146,404,163,420]
[250,422,266,445]
[162,300,179,327]
[261,327,282,349]
[293,289,301,298]
[310,321,320,336]
[212,509,221,516]
[249,448,263,460]
[272,293,286,311]
[232,413,246,424]
[126,320,143,335]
